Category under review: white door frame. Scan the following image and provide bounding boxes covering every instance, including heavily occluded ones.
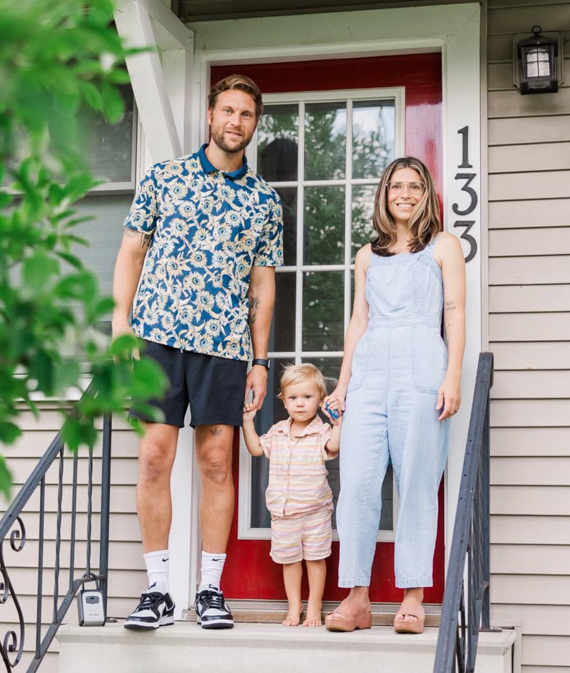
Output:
[188,2,482,605]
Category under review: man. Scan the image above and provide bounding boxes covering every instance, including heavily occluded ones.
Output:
[112,75,283,630]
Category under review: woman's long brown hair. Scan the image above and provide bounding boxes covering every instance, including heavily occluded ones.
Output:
[371,157,441,257]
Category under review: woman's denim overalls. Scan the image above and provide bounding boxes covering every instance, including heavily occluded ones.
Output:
[337,236,450,589]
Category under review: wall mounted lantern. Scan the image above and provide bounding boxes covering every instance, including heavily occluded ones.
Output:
[515,26,561,95]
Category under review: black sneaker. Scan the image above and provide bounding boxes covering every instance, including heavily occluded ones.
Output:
[195,586,234,629]
[124,589,175,630]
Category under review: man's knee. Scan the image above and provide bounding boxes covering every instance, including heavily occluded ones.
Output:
[202,453,232,485]
[200,446,232,486]
[139,439,175,482]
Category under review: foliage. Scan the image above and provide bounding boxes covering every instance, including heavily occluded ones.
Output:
[0,0,167,498]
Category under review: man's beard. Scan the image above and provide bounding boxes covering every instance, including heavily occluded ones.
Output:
[211,126,252,154]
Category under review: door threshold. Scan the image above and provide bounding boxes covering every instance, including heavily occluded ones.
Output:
[182,600,441,626]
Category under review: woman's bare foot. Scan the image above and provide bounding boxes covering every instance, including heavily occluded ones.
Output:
[303,600,322,627]
[282,603,303,626]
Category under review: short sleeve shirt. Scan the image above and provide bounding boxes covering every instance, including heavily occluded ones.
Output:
[123,144,283,361]
[259,416,335,517]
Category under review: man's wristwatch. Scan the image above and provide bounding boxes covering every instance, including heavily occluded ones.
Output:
[252,358,271,370]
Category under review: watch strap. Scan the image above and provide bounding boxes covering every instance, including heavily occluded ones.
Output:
[252,358,271,370]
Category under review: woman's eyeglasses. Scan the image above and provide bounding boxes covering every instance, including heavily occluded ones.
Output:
[387,181,425,195]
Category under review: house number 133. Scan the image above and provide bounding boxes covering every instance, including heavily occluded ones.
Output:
[453,126,478,263]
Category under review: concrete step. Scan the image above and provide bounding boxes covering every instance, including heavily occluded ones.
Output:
[57,621,516,673]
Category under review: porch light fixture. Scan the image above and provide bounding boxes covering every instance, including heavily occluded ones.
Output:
[516,26,560,95]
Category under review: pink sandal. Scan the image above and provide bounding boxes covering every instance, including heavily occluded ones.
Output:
[325,606,372,632]
[393,599,425,634]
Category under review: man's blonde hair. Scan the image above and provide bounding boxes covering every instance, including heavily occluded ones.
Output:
[208,74,264,119]
[278,363,328,400]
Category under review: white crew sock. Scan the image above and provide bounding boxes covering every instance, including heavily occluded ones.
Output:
[144,549,169,594]
[199,551,226,592]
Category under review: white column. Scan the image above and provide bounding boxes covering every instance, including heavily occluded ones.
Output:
[442,5,482,566]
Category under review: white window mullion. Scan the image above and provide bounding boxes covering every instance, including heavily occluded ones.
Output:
[344,99,353,336]
[295,101,305,365]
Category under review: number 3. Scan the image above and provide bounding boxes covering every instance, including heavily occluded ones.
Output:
[454,220,477,263]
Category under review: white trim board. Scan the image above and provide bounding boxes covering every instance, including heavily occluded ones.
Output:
[188,2,482,605]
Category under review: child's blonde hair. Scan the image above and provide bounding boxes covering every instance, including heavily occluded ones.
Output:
[278,363,328,400]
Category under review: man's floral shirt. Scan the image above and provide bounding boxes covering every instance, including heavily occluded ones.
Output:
[124,144,283,361]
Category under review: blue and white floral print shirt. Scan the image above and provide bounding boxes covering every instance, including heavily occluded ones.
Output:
[123,144,283,361]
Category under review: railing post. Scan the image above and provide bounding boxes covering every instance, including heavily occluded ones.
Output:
[481,388,491,630]
[99,414,113,617]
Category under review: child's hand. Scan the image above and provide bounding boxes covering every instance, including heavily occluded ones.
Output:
[322,397,342,425]
[243,402,257,422]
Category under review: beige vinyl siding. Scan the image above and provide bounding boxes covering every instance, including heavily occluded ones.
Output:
[0,408,143,672]
[487,1,570,670]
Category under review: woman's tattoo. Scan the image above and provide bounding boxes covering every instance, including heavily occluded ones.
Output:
[445,299,456,311]
[249,292,260,324]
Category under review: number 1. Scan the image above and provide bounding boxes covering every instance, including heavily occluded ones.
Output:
[458,126,473,169]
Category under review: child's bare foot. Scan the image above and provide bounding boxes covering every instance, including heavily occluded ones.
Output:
[303,601,322,627]
[282,603,303,626]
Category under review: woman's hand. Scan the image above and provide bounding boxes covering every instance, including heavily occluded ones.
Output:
[436,374,461,421]
[323,386,347,424]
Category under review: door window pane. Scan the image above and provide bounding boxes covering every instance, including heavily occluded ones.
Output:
[304,102,346,181]
[352,184,376,260]
[271,273,296,352]
[352,100,395,180]
[257,105,299,182]
[304,186,345,265]
[276,187,297,266]
[303,271,344,351]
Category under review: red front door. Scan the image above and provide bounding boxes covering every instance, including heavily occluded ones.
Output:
[213,54,444,604]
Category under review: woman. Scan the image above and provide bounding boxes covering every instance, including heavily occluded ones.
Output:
[324,157,465,634]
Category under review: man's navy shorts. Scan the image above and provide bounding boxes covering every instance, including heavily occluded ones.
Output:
[129,340,248,428]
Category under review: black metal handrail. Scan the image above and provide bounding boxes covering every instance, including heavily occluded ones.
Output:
[433,352,494,673]
[0,385,112,672]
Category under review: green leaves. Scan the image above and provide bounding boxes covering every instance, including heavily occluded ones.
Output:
[0,457,13,500]
[0,423,22,445]
[0,0,154,495]
[23,254,61,289]
[101,81,125,123]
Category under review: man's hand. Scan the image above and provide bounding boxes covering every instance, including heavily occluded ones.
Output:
[111,316,139,360]
[244,365,268,412]
[112,315,134,340]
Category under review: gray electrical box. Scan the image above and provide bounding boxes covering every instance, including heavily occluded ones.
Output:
[78,589,106,627]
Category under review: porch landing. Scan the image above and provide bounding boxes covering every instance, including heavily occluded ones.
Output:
[57,622,516,673]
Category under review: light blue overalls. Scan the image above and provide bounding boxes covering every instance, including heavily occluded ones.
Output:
[337,236,449,589]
